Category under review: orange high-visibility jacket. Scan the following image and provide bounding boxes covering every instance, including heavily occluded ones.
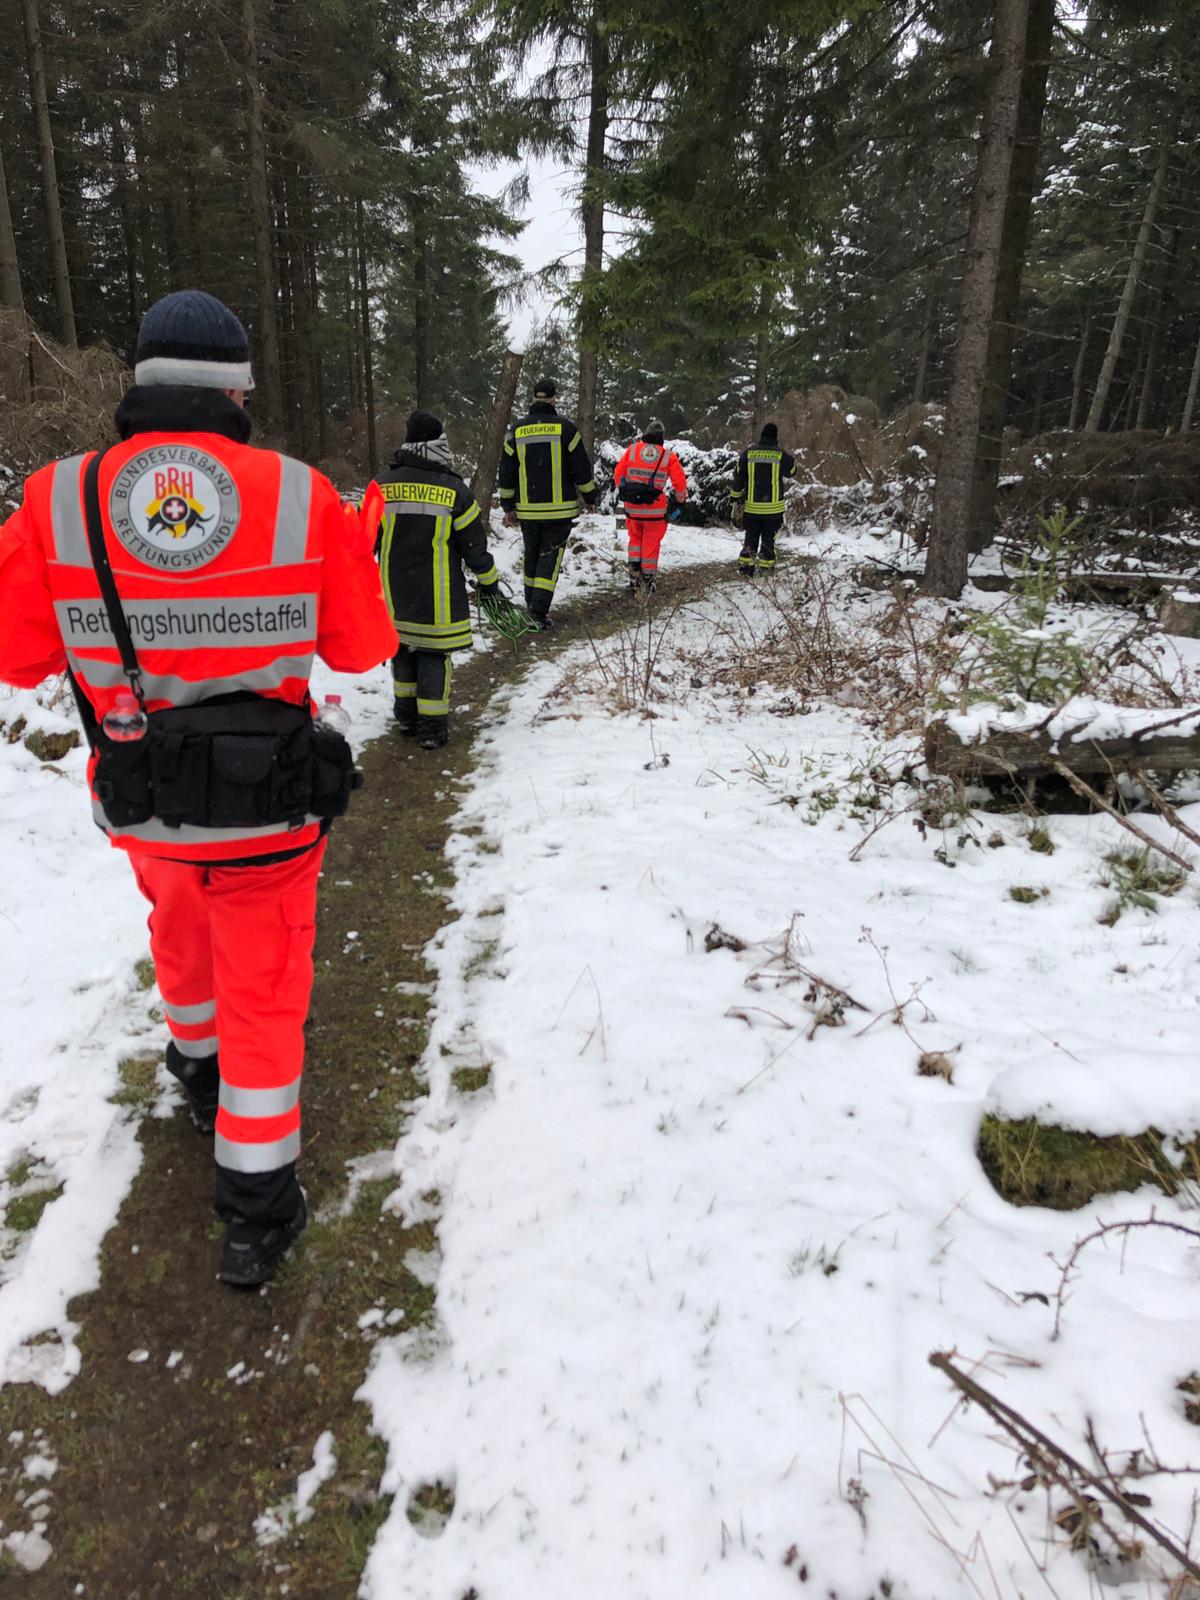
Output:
[0,405,398,862]
[613,440,688,522]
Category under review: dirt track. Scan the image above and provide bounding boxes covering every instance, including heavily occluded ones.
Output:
[0,561,733,1598]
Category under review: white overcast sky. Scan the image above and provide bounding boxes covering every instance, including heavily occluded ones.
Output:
[470,152,584,348]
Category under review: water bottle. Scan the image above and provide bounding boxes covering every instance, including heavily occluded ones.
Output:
[317,694,351,734]
[101,689,148,743]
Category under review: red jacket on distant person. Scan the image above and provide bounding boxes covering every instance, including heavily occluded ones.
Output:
[0,385,398,862]
[613,436,688,522]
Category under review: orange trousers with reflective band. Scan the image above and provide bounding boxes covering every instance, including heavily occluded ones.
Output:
[130,841,325,1195]
[626,516,666,574]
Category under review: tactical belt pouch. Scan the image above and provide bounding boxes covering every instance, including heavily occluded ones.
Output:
[81,451,363,834]
[93,694,361,832]
[619,447,667,505]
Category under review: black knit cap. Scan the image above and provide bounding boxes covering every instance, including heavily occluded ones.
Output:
[405,409,444,442]
[761,421,779,441]
[135,290,254,391]
[642,419,665,444]
[533,376,557,399]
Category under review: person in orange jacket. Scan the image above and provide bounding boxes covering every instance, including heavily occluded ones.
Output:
[612,421,688,591]
[0,290,398,1287]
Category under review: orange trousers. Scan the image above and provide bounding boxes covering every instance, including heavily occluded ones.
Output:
[130,840,325,1220]
[627,516,667,574]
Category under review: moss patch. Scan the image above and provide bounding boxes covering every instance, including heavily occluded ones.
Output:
[111,1052,162,1111]
[23,727,80,763]
[4,1183,64,1234]
[451,1066,492,1094]
[979,1114,1200,1209]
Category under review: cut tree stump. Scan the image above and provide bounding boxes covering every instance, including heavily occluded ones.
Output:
[925,717,1200,779]
[1159,591,1200,638]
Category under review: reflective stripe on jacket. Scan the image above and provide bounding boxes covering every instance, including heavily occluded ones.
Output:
[613,441,689,522]
[375,452,498,652]
[730,442,796,515]
[0,394,397,862]
[498,402,597,521]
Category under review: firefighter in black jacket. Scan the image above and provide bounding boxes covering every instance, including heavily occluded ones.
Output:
[497,377,597,629]
[730,422,796,577]
[376,410,500,748]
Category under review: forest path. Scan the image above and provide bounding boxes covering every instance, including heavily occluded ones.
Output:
[0,558,735,1599]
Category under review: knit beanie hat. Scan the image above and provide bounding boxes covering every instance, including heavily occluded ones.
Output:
[761,421,779,441]
[533,376,557,399]
[405,409,444,443]
[135,290,255,391]
[642,419,666,444]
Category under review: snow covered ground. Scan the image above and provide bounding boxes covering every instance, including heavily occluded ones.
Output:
[4,501,1200,1595]
[359,549,1200,1599]
[0,507,727,1400]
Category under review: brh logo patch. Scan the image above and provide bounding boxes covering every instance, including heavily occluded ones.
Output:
[109,445,240,571]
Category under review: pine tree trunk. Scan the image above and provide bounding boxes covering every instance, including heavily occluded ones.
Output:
[413,197,429,410]
[1068,308,1090,429]
[965,0,1054,554]
[241,0,284,427]
[0,142,23,312]
[1136,224,1177,432]
[472,348,524,525]
[111,122,140,353]
[22,0,75,345]
[355,197,377,477]
[576,18,609,456]
[1084,142,1171,433]
[1182,324,1200,433]
[751,326,770,437]
[913,268,936,403]
[290,167,318,460]
[924,0,1031,598]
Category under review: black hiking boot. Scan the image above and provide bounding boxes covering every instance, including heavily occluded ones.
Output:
[393,699,417,735]
[219,1191,307,1288]
[627,560,642,593]
[416,715,449,750]
[165,1042,218,1136]
[530,612,554,632]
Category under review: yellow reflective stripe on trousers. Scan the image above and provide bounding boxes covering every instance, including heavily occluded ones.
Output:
[417,657,453,716]
[531,544,566,593]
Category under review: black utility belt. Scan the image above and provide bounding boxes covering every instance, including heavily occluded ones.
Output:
[620,483,662,505]
[92,694,362,832]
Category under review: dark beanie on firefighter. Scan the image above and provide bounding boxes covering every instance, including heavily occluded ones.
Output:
[533,376,557,399]
[405,409,444,443]
[135,290,255,392]
[642,419,666,444]
[761,421,779,441]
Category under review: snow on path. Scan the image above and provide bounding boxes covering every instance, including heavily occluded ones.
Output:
[361,573,1200,1600]
[0,509,716,1393]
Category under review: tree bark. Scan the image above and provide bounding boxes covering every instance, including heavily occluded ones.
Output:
[22,0,75,345]
[412,195,429,410]
[1084,141,1171,433]
[241,0,284,430]
[355,196,377,477]
[965,0,1054,554]
[751,325,770,437]
[913,267,937,403]
[472,349,524,526]
[923,0,1031,598]
[576,16,609,456]
[1182,323,1200,434]
[0,141,23,312]
[1068,308,1090,430]
[1136,224,1177,432]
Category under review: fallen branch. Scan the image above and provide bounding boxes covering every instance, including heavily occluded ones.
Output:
[1125,766,1200,854]
[1049,760,1193,873]
[929,1351,1200,1582]
[1050,1215,1200,1340]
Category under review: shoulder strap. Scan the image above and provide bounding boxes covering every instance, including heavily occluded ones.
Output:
[82,450,145,705]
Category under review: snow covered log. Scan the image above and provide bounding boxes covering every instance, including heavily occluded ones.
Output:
[925,717,1200,779]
